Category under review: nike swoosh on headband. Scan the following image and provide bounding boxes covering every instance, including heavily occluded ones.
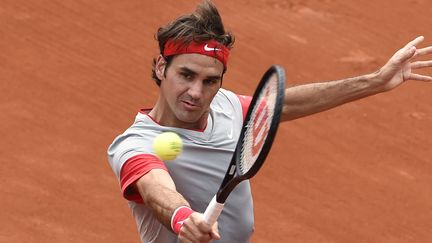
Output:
[204,44,221,52]
[164,39,229,67]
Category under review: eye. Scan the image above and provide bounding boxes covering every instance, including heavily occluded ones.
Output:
[204,79,219,86]
[180,72,193,81]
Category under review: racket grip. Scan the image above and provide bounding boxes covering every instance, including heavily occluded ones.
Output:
[203,196,224,225]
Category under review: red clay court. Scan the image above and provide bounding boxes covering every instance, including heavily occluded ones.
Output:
[1,0,432,242]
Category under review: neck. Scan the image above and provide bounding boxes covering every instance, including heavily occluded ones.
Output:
[149,98,208,130]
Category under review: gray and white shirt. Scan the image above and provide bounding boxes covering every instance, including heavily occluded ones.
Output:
[108,88,254,243]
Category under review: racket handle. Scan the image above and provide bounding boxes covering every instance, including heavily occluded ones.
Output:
[203,196,224,225]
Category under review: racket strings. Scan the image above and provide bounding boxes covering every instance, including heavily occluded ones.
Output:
[239,75,278,175]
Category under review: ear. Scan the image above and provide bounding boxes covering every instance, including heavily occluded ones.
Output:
[155,55,167,81]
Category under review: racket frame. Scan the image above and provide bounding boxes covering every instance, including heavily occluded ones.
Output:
[216,65,286,203]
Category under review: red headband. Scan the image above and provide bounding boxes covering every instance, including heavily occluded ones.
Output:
[163,39,229,67]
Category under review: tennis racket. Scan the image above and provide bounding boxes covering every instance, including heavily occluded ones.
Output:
[203,65,286,225]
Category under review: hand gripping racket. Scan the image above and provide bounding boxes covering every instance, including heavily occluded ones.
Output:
[203,65,286,225]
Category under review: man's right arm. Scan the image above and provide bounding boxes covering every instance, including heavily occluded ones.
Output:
[134,169,189,228]
[134,169,220,242]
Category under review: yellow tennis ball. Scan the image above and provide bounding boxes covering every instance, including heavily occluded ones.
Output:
[153,132,183,161]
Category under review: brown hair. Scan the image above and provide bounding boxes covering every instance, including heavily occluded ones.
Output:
[151,0,235,86]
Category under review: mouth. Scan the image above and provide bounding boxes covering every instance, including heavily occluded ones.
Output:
[181,100,201,111]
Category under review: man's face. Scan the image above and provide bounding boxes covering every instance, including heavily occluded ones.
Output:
[155,53,224,129]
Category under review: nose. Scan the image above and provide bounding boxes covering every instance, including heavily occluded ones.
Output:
[187,80,203,100]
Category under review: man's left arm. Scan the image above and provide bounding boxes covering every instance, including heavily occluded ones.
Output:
[281,36,432,122]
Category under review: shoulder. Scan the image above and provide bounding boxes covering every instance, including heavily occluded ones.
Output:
[107,113,162,177]
[215,88,238,101]
[212,88,241,109]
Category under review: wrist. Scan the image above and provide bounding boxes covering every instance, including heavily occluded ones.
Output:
[170,206,194,234]
[369,68,394,93]
[351,72,384,96]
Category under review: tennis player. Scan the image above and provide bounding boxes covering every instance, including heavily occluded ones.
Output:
[107,1,432,242]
